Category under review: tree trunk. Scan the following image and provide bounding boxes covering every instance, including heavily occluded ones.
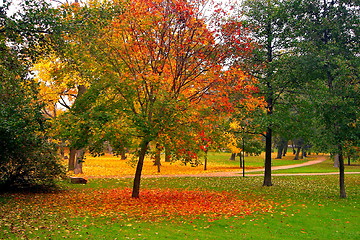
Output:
[204,150,208,170]
[276,138,286,159]
[347,156,351,166]
[263,127,272,186]
[68,148,76,171]
[120,147,127,160]
[154,143,161,173]
[229,153,236,161]
[132,140,150,198]
[283,144,288,156]
[74,149,84,174]
[338,145,346,198]
[294,147,301,160]
[276,145,284,159]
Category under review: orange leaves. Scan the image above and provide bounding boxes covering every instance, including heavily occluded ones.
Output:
[7,188,275,222]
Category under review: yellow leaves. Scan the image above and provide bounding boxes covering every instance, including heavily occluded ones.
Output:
[66,152,250,178]
[229,120,241,131]
[223,132,241,154]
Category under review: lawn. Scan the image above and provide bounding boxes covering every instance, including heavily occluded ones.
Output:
[1,174,359,239]
[69,151,309,178]
[270,157,360,174]
[1,152,359,239]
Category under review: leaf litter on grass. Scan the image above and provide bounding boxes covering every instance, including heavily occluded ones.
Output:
[0,188,277,225]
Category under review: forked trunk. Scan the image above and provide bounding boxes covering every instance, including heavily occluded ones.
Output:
[132,140,150,198]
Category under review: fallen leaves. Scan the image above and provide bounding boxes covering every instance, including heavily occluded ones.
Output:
[1,188,275,223]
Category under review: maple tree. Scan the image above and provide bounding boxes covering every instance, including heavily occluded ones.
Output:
[55,0,255,198]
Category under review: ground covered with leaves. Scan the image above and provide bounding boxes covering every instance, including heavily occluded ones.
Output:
[1,175,359,239]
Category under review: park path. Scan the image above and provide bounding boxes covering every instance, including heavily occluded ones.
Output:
[138,155,360,178]
[85,155,360,179]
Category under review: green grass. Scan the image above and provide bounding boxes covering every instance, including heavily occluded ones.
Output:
[1,174,359,239]
[271,157,360,174]
[207,151,308,169]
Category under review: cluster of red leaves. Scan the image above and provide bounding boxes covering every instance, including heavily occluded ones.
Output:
[9,188,276,222]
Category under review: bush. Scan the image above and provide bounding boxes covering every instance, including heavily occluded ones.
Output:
[0,46,64,190]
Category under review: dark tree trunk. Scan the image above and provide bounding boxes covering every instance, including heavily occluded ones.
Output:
[239,153,243,168]
[276,145,284,159]
[338,145,346,198]
[294,147,301,160]
[301,148,306,158]
[132,140,150,198]
[283,144,288,156]
[263,127,273,186]
[276,138,287,159]
[204,150,208,170]
[68,148,76,171]
[229,153,236,161]
[347,156,351,166]
[292,142,296,154]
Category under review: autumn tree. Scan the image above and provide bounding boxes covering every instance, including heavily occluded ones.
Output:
[58,0,240,198]
[33,1,124,173]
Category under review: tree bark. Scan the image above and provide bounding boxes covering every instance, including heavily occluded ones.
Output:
[263,127,273,186]
[154,143,161,173]
[276,146,283,159]
[294,147,301,160]
[338,145,346,198]
[68,148,76,171]
[120,147,127,160]
[74,149,84,174]
[283,144,288,156]
[229,153,236,161]
[204,150,208,170]
[276,138,286,159]
[132,140,150,198]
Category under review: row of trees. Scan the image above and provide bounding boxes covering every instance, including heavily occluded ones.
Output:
[1,0,359,198]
